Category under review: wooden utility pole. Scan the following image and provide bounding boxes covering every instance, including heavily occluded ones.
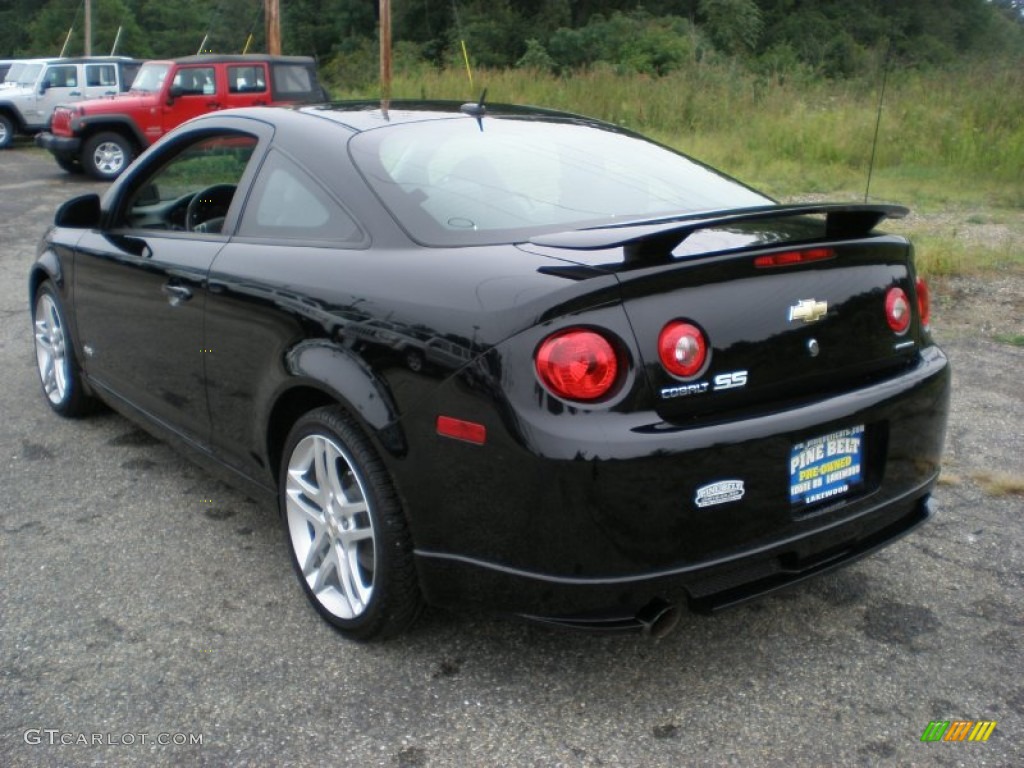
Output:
[380,0,392,101]
[265,0,282,55]
[84,0,92,56]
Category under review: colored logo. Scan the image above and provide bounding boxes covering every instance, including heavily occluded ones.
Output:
[920,720,997,742]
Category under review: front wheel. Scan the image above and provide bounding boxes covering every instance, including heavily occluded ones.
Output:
[32,282,95,417]
[280,406,422,640]
[0,113,14,149]
[82,131,134,180]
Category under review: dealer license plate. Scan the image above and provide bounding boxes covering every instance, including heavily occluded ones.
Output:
[789,425,865,505]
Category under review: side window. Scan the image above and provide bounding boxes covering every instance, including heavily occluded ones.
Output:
[238,150,361,242]
[121,133,259,234]
[46,65,78,88]
[172,66,216,95]
[228,65,267,93]
[86,64,116,87]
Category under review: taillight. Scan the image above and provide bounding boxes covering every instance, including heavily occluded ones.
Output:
[885,287,911,334]
[658,320,708,378]
[915,276,931,329]
[535,328,620,402]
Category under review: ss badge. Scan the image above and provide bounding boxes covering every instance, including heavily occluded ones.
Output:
[713,370,748,391]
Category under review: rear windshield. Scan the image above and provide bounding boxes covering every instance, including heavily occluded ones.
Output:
[349,116,771,247]
[271,64,315,97]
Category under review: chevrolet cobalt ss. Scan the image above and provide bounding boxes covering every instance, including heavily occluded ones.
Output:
[29,102,950,639]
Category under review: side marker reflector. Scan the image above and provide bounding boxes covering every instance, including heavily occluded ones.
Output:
[436,415,487,445]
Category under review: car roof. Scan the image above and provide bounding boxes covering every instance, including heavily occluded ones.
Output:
[41,56,142,64]
[293,100,613,133]
[169,54,316,65]
[183,101,632,145]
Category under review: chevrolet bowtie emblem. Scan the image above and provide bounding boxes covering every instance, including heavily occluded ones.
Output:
[788,299,828,323]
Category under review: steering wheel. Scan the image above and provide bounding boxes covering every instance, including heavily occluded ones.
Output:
[185,183,237,233]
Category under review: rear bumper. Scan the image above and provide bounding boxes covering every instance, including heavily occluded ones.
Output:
[35,132,80,155]
[402,344,950,625]
[415,488,932,627]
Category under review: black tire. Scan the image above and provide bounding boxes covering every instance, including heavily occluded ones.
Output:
[54,153,84,174]
[279,406,422,640]
[31,281,95,417]
[82,131,134,180]
[0,113,13,149]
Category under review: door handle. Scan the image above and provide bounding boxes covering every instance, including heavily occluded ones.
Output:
[161,283,193,306]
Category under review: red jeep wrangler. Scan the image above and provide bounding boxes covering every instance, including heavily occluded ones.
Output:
[37,54,326,179]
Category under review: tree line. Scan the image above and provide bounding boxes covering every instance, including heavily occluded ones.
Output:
[2,0,1022,81]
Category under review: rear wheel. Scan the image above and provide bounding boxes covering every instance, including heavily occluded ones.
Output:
[82,131,134,180]
[280,406,422,640]
[0,113,13,148]
[32,282,95,417]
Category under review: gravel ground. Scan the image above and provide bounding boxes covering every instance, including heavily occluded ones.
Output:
[1,143,1021,767]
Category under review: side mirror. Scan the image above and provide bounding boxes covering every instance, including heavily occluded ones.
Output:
[135,183,160,206]
[166,84,183,104]
[38,81,49,94]
[55,194,101,229]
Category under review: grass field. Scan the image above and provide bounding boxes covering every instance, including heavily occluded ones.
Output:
[328,60,1023,277]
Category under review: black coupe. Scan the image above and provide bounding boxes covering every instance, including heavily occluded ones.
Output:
[29,101,950,639]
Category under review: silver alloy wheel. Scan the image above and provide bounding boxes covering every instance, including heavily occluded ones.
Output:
[0,121,8,146]
[285,434,377,619]
[92,140,126,175]
[34,292,69,405]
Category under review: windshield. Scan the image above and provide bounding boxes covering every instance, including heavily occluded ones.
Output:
[3,62,25,85]
[131,63,170,93]
[350,116,771,247]
[14,63,43,86]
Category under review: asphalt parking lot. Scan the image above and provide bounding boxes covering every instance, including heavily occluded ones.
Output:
[1,143,1022,767]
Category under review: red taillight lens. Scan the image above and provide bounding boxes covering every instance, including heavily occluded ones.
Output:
[754,248,835,268]
[915,276,931,329]
[535,329,620,401]
[658,321,708,378]
[885,286,911,334]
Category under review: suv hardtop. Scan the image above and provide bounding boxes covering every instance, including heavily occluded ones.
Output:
[36,54,326,179]
[0,56,141,148]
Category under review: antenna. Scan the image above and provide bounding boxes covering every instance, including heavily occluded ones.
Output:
[60,27,74,58]
[451,0,474,88]
[865,39,893,203]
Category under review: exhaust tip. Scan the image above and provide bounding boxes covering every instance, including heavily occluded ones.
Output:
[636,598,680,641]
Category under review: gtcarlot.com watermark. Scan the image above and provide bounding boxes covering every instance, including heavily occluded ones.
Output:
[24,729,203,746]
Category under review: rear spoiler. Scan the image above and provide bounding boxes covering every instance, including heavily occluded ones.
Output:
[529,203,908,262]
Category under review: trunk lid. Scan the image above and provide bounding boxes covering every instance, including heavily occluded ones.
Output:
[527,204,924,424]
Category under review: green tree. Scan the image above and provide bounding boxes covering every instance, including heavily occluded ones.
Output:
[699,0,762,55]
[0,0,41,56]
[27,0,151,57]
